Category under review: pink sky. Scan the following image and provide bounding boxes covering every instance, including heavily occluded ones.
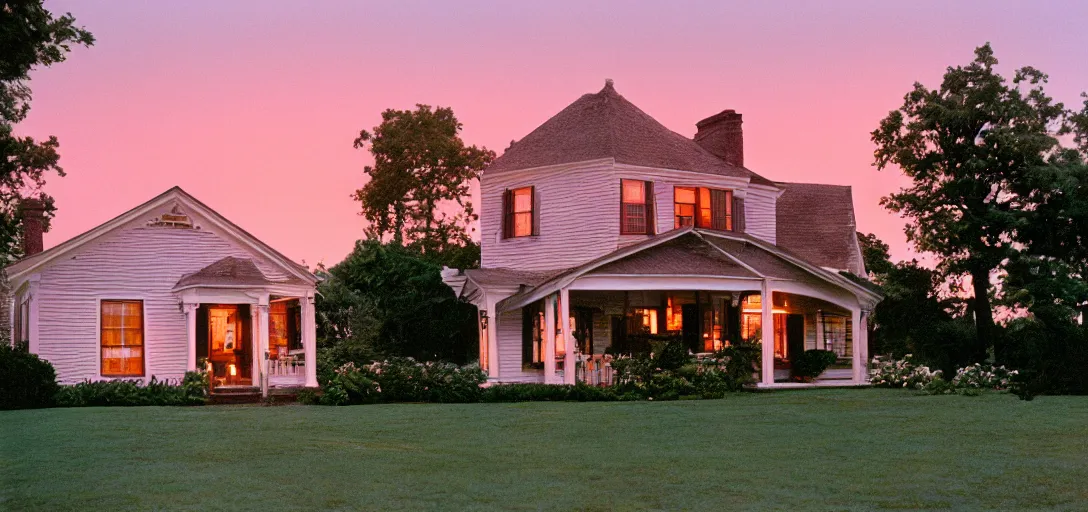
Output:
[19,1,1088,268]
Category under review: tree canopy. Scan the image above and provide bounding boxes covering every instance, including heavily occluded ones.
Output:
[0,1,93,259]
[872,43,1069,361]
[352,105,494,269]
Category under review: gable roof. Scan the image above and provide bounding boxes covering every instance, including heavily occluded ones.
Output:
[774,182,864,274]
[485,81,775,186]
[6,187,317,285]
[174,256,308,290]
[496,227,881,313]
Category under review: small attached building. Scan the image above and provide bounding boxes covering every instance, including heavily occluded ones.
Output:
[6,187,319,389]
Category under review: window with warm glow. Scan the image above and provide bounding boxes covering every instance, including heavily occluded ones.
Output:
[504,187,535,238]
[665,296,684,331]
[674,186,733,230]
[621,179,654,234]
[101,300,144,377]
[632,308,659,334]
[822,314,852,358]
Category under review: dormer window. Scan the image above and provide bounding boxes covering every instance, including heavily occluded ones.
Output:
[503,186,536,238]
[620,180,655,235]
[674,186,733,231]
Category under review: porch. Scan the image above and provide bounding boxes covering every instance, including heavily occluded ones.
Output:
[503,287,869,388]
[174,257,318,392]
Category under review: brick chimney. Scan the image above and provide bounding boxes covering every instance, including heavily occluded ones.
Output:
[19,198,47,257]
[694,110,744,167]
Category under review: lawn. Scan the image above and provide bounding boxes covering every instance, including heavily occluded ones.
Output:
[2,389,1087,511]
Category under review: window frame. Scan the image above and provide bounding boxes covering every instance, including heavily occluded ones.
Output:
[99,299,146,378]
[503,186,536,239]
[673,186,734,231]
[620,179,655,235]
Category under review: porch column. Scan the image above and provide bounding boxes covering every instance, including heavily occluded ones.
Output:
[544,294,557,384]
[760,279,774,385]
[184,303,199,371]
[560,287,575,385]
[302,295,318,388]
[256,300,270,393]
[851,307,864,384]
[484,295,499,379]
[815,310,825,350]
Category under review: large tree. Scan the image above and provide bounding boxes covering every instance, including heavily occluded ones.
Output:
[0,2,93,259]
[353,105,494,268]
[872,43,1066,362]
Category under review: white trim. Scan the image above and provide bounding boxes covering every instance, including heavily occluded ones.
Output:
[761,280,774,385]
[570,275,765,292]
[484,158,615,181]
[6,187,316,285]
[26,274,40,354]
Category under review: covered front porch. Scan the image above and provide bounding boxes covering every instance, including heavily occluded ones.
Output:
[174,257,318,392]
[462,228,881,388]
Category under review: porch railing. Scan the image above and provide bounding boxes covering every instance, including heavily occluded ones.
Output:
[576,355,615,387]
[269,358,305,378]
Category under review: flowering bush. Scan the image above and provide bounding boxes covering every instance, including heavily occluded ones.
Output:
[868,354,943,389]
[951,363,1017,390]
[317,358,486,405]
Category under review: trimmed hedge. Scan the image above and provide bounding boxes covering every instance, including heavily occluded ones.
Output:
[55,372,209,407]
[0,344,59,410]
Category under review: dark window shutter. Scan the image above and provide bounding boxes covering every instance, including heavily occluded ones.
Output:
[732,196,745,232]
[502,189,513,239]
[710,189,729,230]
[522,305,533,365]
[531,186,540,236]
[645,181,655,235]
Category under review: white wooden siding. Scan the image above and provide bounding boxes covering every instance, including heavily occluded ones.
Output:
[494,307,544,383]
[34,208,295,384]
[480,161,778,270]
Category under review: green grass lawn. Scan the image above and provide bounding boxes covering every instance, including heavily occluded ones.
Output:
[2,389,1087,511]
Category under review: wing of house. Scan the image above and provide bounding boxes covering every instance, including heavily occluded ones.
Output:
[6,187,319,390]
[443,80,880,387]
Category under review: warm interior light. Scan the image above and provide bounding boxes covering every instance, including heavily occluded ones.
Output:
[228,364,237,376]
[742,308,788,314]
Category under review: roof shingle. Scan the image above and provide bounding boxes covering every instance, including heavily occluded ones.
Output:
[174,256,307,289]
[774,182,863,274]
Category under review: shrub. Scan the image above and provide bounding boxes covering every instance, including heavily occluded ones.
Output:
[317,358,486,405]
[951,363,1017,390]
[791,349,839,382]
[0,343,59,410]
[55,373,208,407]
[869,354,943,389]
[480,383,574,402]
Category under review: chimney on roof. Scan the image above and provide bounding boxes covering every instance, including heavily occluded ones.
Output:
[694,109,744,167]
[19,198,47,257]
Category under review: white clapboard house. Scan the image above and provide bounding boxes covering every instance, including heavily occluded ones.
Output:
[6,187,319,390]
[443,80,882,387]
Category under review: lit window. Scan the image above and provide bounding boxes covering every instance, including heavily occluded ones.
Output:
[621,180,654,234]
[822,314,852,358]
[101,300,144,377]
[632,308,659,334]
[674,186,733,230]
[504,187,535,238]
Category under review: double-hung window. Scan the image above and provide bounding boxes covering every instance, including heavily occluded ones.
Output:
[503,186,535,238]
[101,300,145,377]
[674,186,733,231]
[620,179,655,235]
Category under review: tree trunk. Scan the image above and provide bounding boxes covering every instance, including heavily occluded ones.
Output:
[971,266,997,363]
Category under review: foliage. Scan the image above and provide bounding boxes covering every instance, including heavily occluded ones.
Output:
[316,240,478,365]
[872,43,1070,362]
[950,363,1017,390]
[610,340,755,400]
[317,358,487,405]
[1003,316,1088,399]
[54,373,208,407]
[790,349,839,382]
[0,2,93,260]
[479,383,579,403]
[352,104,494,267]
[0,342,58,409]
[868,355,943,390]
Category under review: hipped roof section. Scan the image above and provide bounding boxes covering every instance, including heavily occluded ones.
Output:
[485,81,775,186]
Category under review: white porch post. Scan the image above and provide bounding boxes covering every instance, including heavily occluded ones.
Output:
[560,287,575,385]
[27,275,40,354]
[815,310,825,350]
[184,303,198,371]
[544,294,557,384]
[256,299,270,393]
[302,294,318,388]
[851,307,864,384]
[484,295,499,379]
[761,279,775,386]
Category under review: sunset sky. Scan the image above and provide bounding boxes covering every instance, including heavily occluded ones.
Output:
[19,1,1088,268]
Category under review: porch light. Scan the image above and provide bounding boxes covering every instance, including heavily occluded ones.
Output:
[479,311,489,330]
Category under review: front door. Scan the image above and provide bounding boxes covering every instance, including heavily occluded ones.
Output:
[206,305,252,386]
[786,314,805,362]
[573,308,594,354]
